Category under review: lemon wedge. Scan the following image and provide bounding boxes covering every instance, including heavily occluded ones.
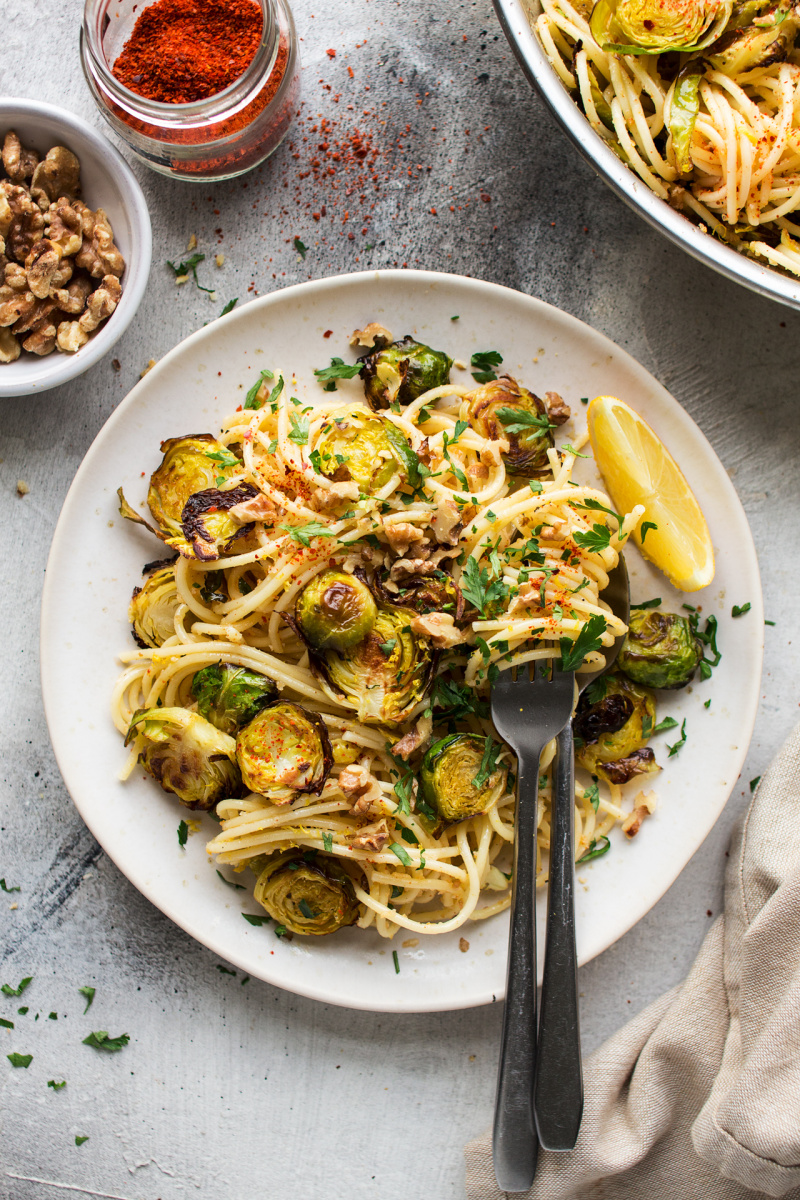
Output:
[587,395,714,592]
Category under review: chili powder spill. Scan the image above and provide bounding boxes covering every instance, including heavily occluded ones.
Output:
[112,0,264,104]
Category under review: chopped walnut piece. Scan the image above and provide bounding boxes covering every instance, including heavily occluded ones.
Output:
[75,208,124,279]
[338,763,383,815]
[466,460,489,490]
[392,713,433,761]
[56,320,89,354]
[410,612,467,649]
[229,493,279,524]
[622,790,657,838]
[0,289,35,328]
[2,132,37,183]
[5,261,28,291]
[0,327,20,362]
[429,497,462,545]
[545,391,571,426]
[53,275,92,315]
[16,478,29,495]
[349,321,392,350]
[0,193,12,238]
[25,239,63,299]
[12,296,56,336]
[351,818,391,852]
[384,521,427,556]
[30,146,81,205]
[78,275,122,333]
[46,198,83,257]
[22,320,56,355]
[459,937,470,953]
[2,185,45,264]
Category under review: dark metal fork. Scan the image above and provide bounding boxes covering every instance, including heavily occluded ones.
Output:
[490,660,575,1193]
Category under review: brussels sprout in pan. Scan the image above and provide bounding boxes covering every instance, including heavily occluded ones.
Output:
[191,663,278,736]
[359,335,453,411]
[125,707,241,810]
[315,406,405,494]
[421,733,508,824]
[617,610,703,690]
[295,568,377,652]
[253,851,360,935]
[373,567,464,619]
[236,701,333,802]
[312,604,434,726]
[129,560,181,648]
[574,673,659,785]
[466,376,555,477]
[146,435,240,534]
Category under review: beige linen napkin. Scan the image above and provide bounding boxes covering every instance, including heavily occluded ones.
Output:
[466,721,800,1200]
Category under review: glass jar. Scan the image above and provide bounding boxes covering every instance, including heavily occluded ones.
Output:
[80,0,299,182]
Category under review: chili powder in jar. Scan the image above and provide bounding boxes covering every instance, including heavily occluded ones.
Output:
[112,0,264,104]
[80,0,300,181]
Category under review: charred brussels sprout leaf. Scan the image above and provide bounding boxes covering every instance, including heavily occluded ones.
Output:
[315,405,406,494]
[236,701,333,802]
[421,733,508,824]
[359,335,453,410]
[575,673,659,784]
[590,0,732,53]
[373,568,463,619]
[129,562,181,648]
[179,482,259,561]
[295,569,377,652]
[125,707,241,810]
[147,435,240,537]
[467,376,555,477]
[253,851,359,935]
[313,604,434,726]
[617,609,703,689]
[191,664,278,735]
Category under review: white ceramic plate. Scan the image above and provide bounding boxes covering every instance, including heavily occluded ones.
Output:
[41,270,763,1012]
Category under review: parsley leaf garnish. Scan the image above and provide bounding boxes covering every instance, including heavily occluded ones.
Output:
[473,738,501,790]
[219,298,238,317]
[433,677,489,722]
[573,523,612,553]
[298,899,318,919]
[0,879,20,893]
[559,613,607,672]
[584,783,600,812]
[177,820,189,848]
[560,443,590,459]
[166,251,214,294]
[732,602,751,618]
[640,521,658,543]
[79,987,95,1015]
[242,913,271,926]
[322,832,334,853]
[83,1031,130,1052]
[667,719,687,757]
[460,556,509,617]
[313,357,362,389]
[652,716,679,735]
[1,977,32,998]
[7,1052,32,1068]
[205,448,240,469]
[48,1079,67,1090]
[294,236,308,259]
[244,368,274,410]
[280,521,335,547]
[576,497,623,529]
[749,776,761,793]
[288,410,310,445]
[631,597,661,610]
[216,870,245,891]
[389,842,412,867]
[393,950,400,974]
[0,1018,13,1029]
[379,638,397,657]
[495,407,554,437]
[75,1136,89,1146]
[577,836,610,863]
[470,349,503,383]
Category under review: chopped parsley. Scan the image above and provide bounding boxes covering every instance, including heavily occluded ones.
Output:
[48,1079,67,1090]
[560,443,590,458]
[460,556,509,617]
[584,783,600,812]
[82,1031,130,1052]
[573,523,612,553]
[450,314,460,321]
[313,357,362,389]
[0,1018,12,1029]
[667,719,687,757]
[0,879,20,893]
[560,614,607,672]
[244,368,274,410]
[288,410,310,445]
[393,950,400,974]
[576,497,623,529]
[242,913,270,926]
[216,871,245,891]
[731,602,751,617]
[219,297,238,317]
[75,1136,89,1146]
[496,407,554,438]
[322,832,334,853]
[166,251,214,294]
[79,987,95,1014]
[433,677,488,722]
[577,836,610,863]
[1,977,32,998]
[7,1052,32,1068]
[749,776,761,793]
[470,348,503,383]
[177,820,189,848]
[631,597,661,610]
[298,899,318,920]
[389,842,412,867]
[280,521,335,547]
[473,738,501,790]
[640,521,658,543]
[274,924,289,939]
[293,236,308,259]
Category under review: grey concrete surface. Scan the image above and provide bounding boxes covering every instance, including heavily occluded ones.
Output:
[2,0,799,1197]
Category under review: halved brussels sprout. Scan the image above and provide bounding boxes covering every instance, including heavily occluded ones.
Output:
[574,673,658,784]
[421,733,508,824]
[191,663,278,735]
[373,567,463,619]
[129,560,181,648]
[706,13,798,74]
[359,335,453,410]
[253,851,360,935]
[236,701,333,802]
[125,706,241,810]
[295,568,377,652]
[313,604,434,726]
[315,406,405,494]
[467,376,555,477]
[617,610,703,689]
[590,0,731,53]
[147,435,240,537]
[179,482,259,561]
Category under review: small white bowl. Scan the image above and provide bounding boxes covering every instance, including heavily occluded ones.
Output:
[0,97,151,397]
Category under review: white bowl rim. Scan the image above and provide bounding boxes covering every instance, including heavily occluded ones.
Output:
[0,95,152,398]
[493,0,800,312]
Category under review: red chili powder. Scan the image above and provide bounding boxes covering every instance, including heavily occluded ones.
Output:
[112,0,264,104]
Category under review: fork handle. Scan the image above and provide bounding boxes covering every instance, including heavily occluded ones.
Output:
[534,721,583,1150]
[492,752,541,1192]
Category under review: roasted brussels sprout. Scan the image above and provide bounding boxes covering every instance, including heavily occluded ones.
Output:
[125,706,241,810]
[315,406,405,494]
[236,701,333,802]
[147,435,240,537]
[129,560,181,648]
[617,610,703,689]
[590,0,730,53]
[359,335,453,410]
[706,13,799,74]
[574,673,658,785]
[312,604,434,726]
[295,569,377,652]
[373,567,464,619]
[466,376,555,477]
[253,851,360,935]
[179,482,259,561]
[421,733,508,824]
[191,663,278,735]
